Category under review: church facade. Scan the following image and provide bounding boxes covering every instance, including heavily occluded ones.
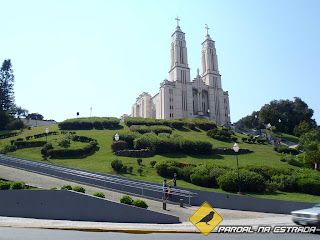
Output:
[132,19,230,126]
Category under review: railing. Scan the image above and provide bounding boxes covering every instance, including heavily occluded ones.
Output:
[0,154,198,205]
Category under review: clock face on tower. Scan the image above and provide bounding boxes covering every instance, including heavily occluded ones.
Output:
[209,42,214,48]
[178,34,183,40]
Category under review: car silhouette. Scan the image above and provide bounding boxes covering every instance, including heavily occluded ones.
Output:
[291,203,320,229]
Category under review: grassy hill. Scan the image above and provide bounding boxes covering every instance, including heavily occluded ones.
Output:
[1,123,320,203]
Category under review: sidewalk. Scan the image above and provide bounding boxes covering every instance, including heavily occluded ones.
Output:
[0,165,295,232]
[0,215,294,233]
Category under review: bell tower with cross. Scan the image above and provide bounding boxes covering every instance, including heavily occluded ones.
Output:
[201,24,220,87]
[169,17,190,83]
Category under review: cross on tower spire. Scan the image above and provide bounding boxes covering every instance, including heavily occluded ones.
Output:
[205,24,210,35]
[175,16,180,27]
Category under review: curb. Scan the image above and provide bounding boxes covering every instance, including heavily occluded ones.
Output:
[0,225,201,234]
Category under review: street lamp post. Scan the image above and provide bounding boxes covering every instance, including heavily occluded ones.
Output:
[114,133,119,160]
[233,143,242,195]
[45,128,49,143]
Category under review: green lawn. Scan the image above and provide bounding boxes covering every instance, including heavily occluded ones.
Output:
[1,124,319,203]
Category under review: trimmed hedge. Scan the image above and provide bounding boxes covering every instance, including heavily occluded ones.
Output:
[14,141,46,149]
[112,132,141,148]
[133,133,212,155]
[48,140,98,158]
[296,178,320,195]
[111,140,128,152]
[0,145,17,154]
[217,170,266,192]
[129,125,173,134]
[114,149,154,158]
[0,132,20,139]
[58,117,119,130]
[274,147,299,155]
[192,118,217,131]
[0,181,11,190]
[212,148,253,155]
[207,128,232,142]
[11,181,25,190]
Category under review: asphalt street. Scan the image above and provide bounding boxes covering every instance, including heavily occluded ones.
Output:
[0,227,319,240]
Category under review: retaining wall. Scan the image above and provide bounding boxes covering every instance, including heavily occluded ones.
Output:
[0,190,179,223]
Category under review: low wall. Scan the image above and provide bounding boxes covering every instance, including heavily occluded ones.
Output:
[0,190,179,223]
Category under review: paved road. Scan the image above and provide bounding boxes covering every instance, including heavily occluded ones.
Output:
[0,165,291,223]
[0,227,319,240]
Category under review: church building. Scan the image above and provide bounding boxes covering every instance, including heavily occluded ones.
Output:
[131,18,230,126]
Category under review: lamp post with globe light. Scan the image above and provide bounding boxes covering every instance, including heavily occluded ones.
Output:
[233,143,242,195]
[114,133,119,160]
[45,128,49,143]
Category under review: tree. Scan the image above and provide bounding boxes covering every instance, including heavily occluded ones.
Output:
[237,111,264,129]
[28,113,44,120]
[304,141,320,170]
[259,97,316,134]
[0,59,15,111]
[293,120,312,137]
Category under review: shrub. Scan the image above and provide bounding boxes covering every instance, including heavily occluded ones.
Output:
[128,166,133,174]
[192,118,217,131]
[207,128,232,142]
[73,186,86,193]
[190,164,227,188]
[113,131,141,148]
[132,199,148,209]
[6,119,25,130]
[217,170,266,192]
[180,139,212,155]
[257,139,266,144]
[115,149,154,158]
[296,178,320,195]
[50,187,57,190]
[150,125,172,134]
[120,195,133,205]
[92,121,103,129]
[61,185,72,190]
[1,145,17,154]
[150,161,157,168]
[111,140,128,152]
[111,159,124,172]
[14,141,46,149]
[270,174,297,191]
[48,141,98,158]
[137,168,143,176]
[231,137,238,142]
[274,147,299,155]
[155,160,179,177]
[170,120,184,129]
[58,117,119,130]
[58,137,71,147]
[0,181,11,190]
[179,165,196,182]
[93,192,105,198]
[266,181,280,192]
[41,143,54,156]
[130,125,151,134]
[11,181,25,190]
[137,158,142,165]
